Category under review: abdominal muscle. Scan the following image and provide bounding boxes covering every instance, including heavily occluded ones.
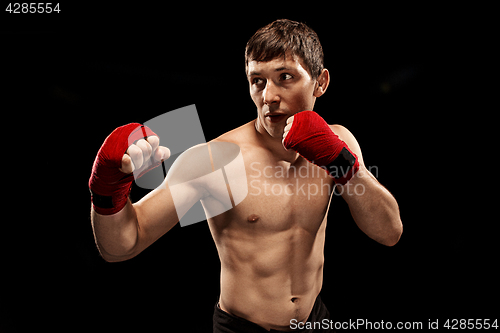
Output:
[215,219,326,331]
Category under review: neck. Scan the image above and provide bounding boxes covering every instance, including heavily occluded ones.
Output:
[253,119,298,163]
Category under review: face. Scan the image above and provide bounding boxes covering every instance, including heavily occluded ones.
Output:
[247,55,328,139]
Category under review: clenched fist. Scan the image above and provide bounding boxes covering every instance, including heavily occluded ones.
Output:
[89,123,170,215]
[120,135,170,174]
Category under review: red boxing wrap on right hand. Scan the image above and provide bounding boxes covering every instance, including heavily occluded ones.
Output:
[89,123,159,215]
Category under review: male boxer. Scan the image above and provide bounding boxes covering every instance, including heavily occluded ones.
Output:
[89,19,402,332]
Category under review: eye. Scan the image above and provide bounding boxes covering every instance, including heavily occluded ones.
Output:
[280,73,293,81]
[252,77,265,85]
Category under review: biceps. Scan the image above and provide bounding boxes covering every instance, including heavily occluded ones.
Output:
[133,179,205,245]
[167,180,208,221]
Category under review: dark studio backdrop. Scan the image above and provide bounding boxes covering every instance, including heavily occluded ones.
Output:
[2,4,496,332]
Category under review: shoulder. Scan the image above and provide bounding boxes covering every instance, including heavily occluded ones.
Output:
[211,120,256,146]
[211,121,259,157]
[329,124,364,165]
[166,121,251,186]
[329,124,353,140]
[166,143,212,186]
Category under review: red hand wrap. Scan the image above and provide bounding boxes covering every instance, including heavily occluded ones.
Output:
[283,111,359,185]
[89,123,159,215]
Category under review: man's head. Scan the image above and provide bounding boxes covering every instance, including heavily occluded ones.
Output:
[245,19,329,139]
[245,19,325,80]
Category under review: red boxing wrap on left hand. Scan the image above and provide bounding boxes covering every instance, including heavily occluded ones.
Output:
[283,111,359,185]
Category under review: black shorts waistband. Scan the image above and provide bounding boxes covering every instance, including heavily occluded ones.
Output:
[213,295,332,333]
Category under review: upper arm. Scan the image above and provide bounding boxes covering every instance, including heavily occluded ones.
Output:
[130,144,212,253]
[134,140,245,230]
[131,140,245,250]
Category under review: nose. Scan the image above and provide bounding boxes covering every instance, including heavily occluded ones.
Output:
[263,81,280,105]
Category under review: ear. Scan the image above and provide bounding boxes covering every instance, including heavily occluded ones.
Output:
[313,69,330,97]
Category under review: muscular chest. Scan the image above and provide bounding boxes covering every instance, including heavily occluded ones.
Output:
[209,149,335,233]
[249,160,332,227]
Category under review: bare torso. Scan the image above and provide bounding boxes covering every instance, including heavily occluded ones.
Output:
[205,121,335,331]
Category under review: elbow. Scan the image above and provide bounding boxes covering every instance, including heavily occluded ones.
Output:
[382,233,401,247]
[100,251,135,263]
[101,253,125,263]
[98,249,125,263]
[96,244,137,263]
[381,218,403,247]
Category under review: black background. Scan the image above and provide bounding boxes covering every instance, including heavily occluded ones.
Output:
[2,3,496,332]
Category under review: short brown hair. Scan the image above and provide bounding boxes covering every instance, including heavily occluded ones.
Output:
[245,19,324,79]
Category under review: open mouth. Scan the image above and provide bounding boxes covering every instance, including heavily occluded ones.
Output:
[266,114,287,123]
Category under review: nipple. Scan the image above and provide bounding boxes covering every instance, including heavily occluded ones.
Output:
[247,214,260,222]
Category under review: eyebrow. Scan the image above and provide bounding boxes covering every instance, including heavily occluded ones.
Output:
[248,67,292,76]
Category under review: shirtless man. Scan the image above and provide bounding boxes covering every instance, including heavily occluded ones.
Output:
[89,19,402,332]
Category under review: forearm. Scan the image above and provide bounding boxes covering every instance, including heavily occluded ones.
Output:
[281,113,402,245]
[91,199,140,262]
[339,165,402,246]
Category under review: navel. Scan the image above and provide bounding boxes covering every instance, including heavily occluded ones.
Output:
[247,214,260,222]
